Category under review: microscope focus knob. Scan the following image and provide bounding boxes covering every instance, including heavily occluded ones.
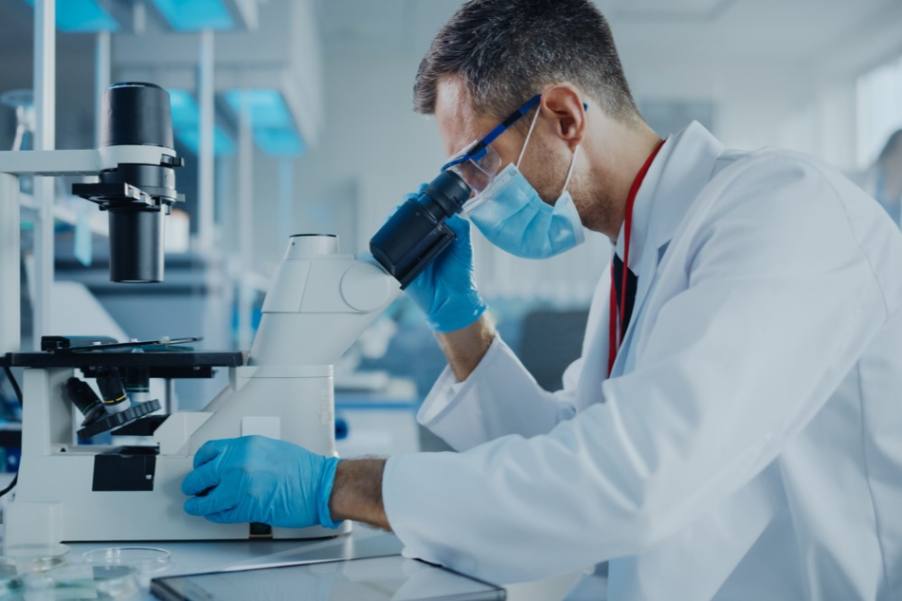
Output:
[340,261,398,313]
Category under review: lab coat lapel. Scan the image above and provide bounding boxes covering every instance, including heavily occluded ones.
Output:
[612,122,725,377]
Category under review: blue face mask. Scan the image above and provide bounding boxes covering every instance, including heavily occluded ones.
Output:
[463,109,585,259]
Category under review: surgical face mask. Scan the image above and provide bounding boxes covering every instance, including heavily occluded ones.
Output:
[461,108,585,259]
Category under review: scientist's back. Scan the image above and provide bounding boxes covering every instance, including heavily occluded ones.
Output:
[685,147,902,599]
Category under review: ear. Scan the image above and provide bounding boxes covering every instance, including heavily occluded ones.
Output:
[540,84,587,151]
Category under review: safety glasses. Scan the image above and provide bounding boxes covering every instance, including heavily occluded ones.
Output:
[441,94,542,192]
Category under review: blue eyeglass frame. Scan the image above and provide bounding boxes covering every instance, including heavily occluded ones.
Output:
[441,94,589,172]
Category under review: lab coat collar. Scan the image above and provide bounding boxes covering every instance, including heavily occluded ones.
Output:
[612,151,658,272]
[613,121,724,275]
[611,121,725,376]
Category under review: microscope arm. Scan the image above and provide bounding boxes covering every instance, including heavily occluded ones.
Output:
[246,243,402,369]
[0,145,179,176]
[177,236,401,455]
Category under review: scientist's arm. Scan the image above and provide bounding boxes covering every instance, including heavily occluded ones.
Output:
[399,199,588,450]
[418,272,612,449]
[401,207,496,381]
[329,458,390,530]
[436,317,496,380]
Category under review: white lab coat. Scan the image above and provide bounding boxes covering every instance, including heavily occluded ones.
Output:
[382,122,902,600]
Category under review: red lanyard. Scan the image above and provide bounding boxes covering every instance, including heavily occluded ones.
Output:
[607,140,664,377]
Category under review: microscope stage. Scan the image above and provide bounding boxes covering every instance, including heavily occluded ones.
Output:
[1,350,244,379]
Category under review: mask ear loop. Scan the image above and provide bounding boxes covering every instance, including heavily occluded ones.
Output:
[558,102,585,200]
[516,105,543,168]
[558,145,580,201]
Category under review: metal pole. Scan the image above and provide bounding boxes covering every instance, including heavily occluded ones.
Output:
[164,378,174,414]
[94,30,111,147]
[278,157,293,242]
[33,0,56,350]
[237,101,253,351]
[197,29,215,254]
[0,174,20,355]
[132,0,146,34]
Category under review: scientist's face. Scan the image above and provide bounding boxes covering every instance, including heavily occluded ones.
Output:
[433,76,583,206]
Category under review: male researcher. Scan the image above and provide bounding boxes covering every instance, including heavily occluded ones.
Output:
[182,1,902,599]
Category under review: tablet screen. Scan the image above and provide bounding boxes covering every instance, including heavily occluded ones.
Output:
[152,555,505,601]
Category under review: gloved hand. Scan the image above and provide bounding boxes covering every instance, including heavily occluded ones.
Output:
[401,185,486,332]
[181,435,341,529]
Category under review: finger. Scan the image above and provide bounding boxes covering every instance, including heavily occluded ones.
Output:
[205,508,243,524]
[184,483,236,517]
[181,461,221,496]
[390,184,429,218]
[193,439,230,468]
[446,214,470,237]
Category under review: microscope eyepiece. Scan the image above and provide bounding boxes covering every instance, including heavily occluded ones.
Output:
[369,170,472,288]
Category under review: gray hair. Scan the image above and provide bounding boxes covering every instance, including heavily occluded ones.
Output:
[414,0,639,120]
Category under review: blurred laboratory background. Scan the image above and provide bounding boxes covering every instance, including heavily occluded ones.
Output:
[1,0,902,461]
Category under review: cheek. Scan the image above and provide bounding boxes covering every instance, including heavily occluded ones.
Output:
[567,167,593,219]
[520,140,571,204]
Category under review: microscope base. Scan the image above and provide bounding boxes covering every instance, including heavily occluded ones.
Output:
[5,452,349,545]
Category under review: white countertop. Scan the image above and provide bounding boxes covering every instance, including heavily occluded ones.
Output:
[1,522,584,601]
[67,525,403,600]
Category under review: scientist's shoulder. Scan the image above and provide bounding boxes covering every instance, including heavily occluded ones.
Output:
[711,146,865,205]
[701,145,894,228]
[704,145,902,308]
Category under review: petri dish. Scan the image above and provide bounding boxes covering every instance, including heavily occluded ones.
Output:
[92,564,141,600]
[26,563,140,600]
[0,543,69,573]
[82,546,171,575]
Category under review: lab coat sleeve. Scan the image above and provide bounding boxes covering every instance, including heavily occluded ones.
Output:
[416,336,583,451]
[383,155,902,583]
[417,263,612,452]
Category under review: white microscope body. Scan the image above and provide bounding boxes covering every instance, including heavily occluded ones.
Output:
[2,82,408,545]
[5,235,400,545]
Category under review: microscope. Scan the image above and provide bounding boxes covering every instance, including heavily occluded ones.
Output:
[0,82,473,546]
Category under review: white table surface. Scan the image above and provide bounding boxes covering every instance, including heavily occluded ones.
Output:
[1,521,583,601]
[67,525,403,600]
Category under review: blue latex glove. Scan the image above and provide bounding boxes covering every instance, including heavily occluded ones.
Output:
[181,436,341,529]
[401,185,486,332]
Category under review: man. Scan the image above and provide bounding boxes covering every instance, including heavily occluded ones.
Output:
[181,1,902,598]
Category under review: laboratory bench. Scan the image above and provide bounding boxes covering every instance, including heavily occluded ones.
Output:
[0,519,585,601]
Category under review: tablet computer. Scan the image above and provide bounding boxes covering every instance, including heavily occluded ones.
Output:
[151,554,506,601]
